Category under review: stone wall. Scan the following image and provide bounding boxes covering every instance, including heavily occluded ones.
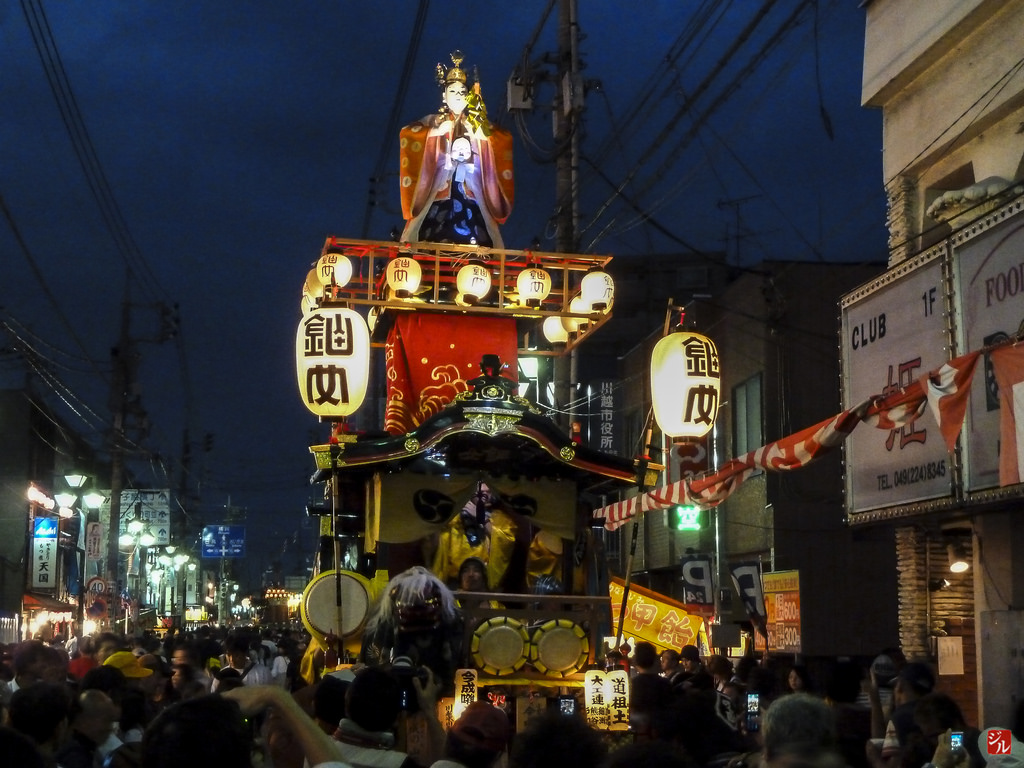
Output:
[895,525,978,725]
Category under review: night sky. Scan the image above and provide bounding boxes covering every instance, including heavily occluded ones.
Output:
[0,1,886,588]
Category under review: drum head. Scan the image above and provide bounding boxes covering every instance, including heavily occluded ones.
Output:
[471,617,529,675]
[530,619,589,676]
[300,570,371,641]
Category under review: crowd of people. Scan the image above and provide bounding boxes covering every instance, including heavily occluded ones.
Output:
[0,627,1019,768]
[613,640,1019,768]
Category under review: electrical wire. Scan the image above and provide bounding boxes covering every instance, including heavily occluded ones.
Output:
[19,0,169,306]
[360,0,431,239]
[579,0,788,244]
[587,0,816,248]
[16,0,200,507]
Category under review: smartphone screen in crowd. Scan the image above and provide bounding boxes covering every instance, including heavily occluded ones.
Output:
[746,692,760,732]
[558,694,577,716]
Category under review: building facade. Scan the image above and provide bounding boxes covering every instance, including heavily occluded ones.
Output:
[847,0,1024,727]
[607,260,899,660]
[0,389,101,642]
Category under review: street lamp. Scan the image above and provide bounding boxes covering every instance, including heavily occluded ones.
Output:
[119,509,156,634]
[156,548,193,624]
[54,492,78,518]
[56,474,107,638]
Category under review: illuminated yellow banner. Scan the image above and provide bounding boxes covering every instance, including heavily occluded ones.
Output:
[609,578,708,652]
[763,569,801,653]
[453,668,478,721]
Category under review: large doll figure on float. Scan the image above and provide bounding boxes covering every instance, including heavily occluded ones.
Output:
[399,50,514,248]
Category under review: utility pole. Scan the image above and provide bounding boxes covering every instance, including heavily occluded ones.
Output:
[105,294,131,629]
[717,195,761,265]
[553,0,582,433]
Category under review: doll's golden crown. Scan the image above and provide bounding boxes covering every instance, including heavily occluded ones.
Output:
[436,50,467,87]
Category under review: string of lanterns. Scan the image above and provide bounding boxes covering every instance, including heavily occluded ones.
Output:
[299,239,614,339]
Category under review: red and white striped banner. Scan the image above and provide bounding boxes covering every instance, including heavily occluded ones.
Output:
[595,347,991,531]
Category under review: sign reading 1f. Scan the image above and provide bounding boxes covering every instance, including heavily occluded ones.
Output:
[922,286,937,316]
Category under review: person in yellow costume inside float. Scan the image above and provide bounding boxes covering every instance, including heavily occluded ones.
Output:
[432,483,516,591]
[431,482,569,599]
[399,50,514,248]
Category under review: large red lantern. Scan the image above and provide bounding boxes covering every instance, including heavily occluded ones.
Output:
[650,331,720,438]
[295,307,370,418]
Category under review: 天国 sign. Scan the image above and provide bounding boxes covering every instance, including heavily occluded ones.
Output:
[31,516,59,590]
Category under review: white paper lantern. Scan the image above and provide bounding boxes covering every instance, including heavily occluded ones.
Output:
[517,267,552,307]
[300,293,317,316]
[295,307,370,418]
[303,268,323,307]
[561,295,589,333]
[316,252,354,288]
[542,315,569,343]
[456,260,491,304]
[584,670,610,729]
[580,266,614,311]
[650,331,721,438]
[606,669,630,731]
[386,256,422,298]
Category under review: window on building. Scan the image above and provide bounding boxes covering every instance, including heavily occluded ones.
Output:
[733,373,763,455]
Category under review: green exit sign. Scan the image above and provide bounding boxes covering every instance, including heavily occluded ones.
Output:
[666,505,703,531]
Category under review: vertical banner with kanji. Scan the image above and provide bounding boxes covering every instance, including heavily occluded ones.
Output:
[85,521,104,566]
[453,668,478,721]
[584,670,610,729]
[437,698,456,732]
[32,517,59,589]
[515,694,547,733]
[590,380,620,454]
[606,669,630,731]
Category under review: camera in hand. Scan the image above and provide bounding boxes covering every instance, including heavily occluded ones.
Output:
[392,655,428,713]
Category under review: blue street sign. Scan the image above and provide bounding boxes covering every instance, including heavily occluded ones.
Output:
[200,525,246,558]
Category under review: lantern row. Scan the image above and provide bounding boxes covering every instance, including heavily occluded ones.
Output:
[299,238,615,346]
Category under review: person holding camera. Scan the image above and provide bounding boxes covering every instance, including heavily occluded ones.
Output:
[331,664,445,768]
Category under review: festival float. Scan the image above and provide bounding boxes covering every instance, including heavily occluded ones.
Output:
[291,50,704,733]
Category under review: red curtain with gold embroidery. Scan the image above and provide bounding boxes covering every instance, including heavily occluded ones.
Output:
[384,314,519,434]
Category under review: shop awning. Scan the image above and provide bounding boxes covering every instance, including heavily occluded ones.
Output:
[23,593,77,612]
